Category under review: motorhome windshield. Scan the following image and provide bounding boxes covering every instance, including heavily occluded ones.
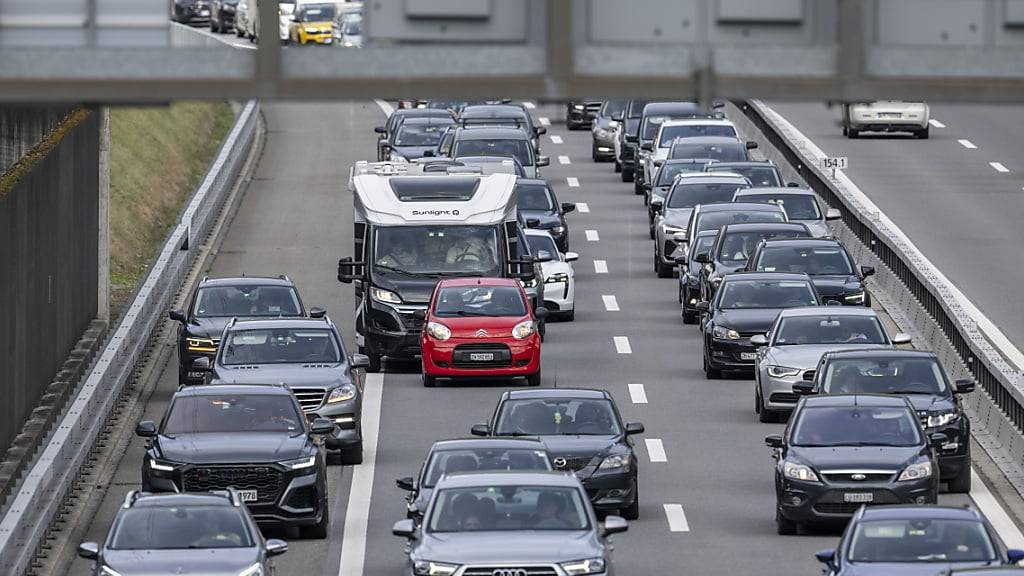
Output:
[373,225,502,278]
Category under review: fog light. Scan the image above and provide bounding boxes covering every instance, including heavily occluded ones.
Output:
[915,496,928,504]
[605,489,625,498]
[785,495,803,506]
[515,359,530,367]
[689,298,697,305]
[334,416,354,424]
[436,361,449,368]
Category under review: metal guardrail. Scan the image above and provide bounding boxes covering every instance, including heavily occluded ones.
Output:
[0,97,259,574]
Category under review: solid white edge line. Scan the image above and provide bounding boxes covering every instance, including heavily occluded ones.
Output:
[663,504,690,532]
[539,117,551,126]
[645,439,667,463]
[373,99,394,118]
[567,177,580,188]
[337,373,384,576]
[627,383,648,404]
[971,469,1024,549]
[558,155,571,165]
[550,135,564,144]
[576,202,590,213]
[991,162,1010,173]
[928,119,946,128]
[613,336,631,354]
[593,260,608,274]
[585,230,600,242]
[958,139,977,149]
[602,295,619,312]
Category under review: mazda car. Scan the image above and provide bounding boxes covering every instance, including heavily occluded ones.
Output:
[746,237,875,306]
[592,100,626,161]
[733,187,841,237]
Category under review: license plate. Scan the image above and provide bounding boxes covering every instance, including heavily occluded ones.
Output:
[740,352,757,361]
[878,112,902,119]
[236,490,258,502]
[469,353,494,362]
[844,492,873,503]
[200,10,209,15]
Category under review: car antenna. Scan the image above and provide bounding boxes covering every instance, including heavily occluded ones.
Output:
[552,364,558,388]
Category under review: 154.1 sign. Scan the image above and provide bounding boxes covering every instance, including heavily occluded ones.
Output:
[820,157,849,170]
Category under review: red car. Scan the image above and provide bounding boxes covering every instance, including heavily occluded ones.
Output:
[418,277,545,388]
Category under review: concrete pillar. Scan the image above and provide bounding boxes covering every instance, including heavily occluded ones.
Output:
[97,107,110,321]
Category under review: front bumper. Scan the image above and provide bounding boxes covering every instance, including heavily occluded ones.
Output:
[574,466,636,512]
[298,31,332,44]
[542,280,574,313]
[777,474,936,524]
[706,337,758,372]
[422,336,541,380]
[365,300,426,358]
[655,230,686,265]
[759,372,806,412]
[308,400,362,450]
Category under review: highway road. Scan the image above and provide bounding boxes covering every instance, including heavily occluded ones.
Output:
[766,102,1024,345]
[62,99,1002,576]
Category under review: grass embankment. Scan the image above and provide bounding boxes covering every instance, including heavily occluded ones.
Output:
[109,102,235,315]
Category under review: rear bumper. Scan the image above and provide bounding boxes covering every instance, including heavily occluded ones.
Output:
[848,121,928,131]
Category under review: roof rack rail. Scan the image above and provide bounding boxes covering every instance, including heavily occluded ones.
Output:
[121,490,146,509]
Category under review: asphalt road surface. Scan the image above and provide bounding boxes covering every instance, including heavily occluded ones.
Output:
[67,101,981,576]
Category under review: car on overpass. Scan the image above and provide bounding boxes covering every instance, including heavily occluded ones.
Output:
[842,101,931,139]
[733,187,841,238]
[288,2,336,45]
[745,237,875,306]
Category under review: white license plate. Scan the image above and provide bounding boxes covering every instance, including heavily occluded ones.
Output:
[844,492,873,503]
[236,490,258,502]
[740,352,757,361]
[200,10,209,15]
[878,112,902,119]
[469,353,494,362]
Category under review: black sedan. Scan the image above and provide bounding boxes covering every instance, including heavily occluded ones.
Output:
[697,222,811,302]
[516,179,576,252]
[766,394,941,535]
[679,230,719,324]
[699,272,821,379]
[746,237,875,306]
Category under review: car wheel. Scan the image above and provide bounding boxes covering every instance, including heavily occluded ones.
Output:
[842,125,848,137]
[634,178,644,196]
[948,461,972,494]
[649,223,655,240]
[539,320,546,341]
[776,508,797,535]
[703,352,722,380]
[359,347,382,373]
[847,128,860,139]
[340,439,364,465]
[527,370,542,387]
[422,372,437,388]
[758,402,775,423]
[563,309,575,322]
[620,482,640,520]
[863,291,872,308]
[917,126,930,140]
[301,496,330,539]
[614,160,622,173]
[655,256,673,278]
[622,167,634,183]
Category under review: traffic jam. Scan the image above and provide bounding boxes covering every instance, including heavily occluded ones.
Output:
[76,97,1024,576]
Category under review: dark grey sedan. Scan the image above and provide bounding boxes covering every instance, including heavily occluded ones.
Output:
[393,471,626,576]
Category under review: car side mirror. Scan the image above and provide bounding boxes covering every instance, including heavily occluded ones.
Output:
[526,217,541,228]
[815,549,836,568]
[413,309,426,321]
[77,542,99,560]
[561,202,576,214]
[825,208,842,220]
[191,357,211,371]
[625,422,645,435]
[712,100,726,109]
[536,126,547,135]
[764,434,784,449]
[350,354,370,368]
[640,142,653,152]
[860,265,875,278]
[650,198,664,212]
[135,420,157,438]
[694,253,710,264]
[534,307,550,320]
[1006,549,1024,564]
[536,250,554,263]
[793,381,815,395]
[310,417,335,435]
[891,333,912,345]
[471,423,490,437]
[750,334,768,347]
[601,515,628,536]
[746,141,759,150]
[694,301,709,313]
[266,539,289,557]
[396,476,416,492]
[674,256,688,266]
[309,307,327,319]
[168,309,187,323]
[786,182,801,188]
[929,432,949,447]
[537,156,550,167]
[565,251,579,262]
[954,378,976,395]
[392,519,416,538]
[625,134,638,144]
[374,126,387,134]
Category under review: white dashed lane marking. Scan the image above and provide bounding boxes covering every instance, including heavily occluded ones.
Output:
[558,155,571,165]
[613,336,632,354]
[602,295,619,311]
[627,383,648,404]
[958,139,977,149]
[550,135,563,144]
[539,117,551,126]
[663,504,690,532]
[991,162,1010,173]
[585,230,600,242]
[576,202,590,213]
[645,439,667,463]
[567,177,580,188]
[593,260,608,274]
[928,119,945,128]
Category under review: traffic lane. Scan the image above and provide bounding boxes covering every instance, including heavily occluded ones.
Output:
[767,101,1024,344]
[65,101,378,576]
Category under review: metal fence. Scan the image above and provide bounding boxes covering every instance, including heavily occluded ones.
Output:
[0,98,259,574]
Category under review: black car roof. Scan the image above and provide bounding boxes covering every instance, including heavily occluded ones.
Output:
[801,394,912,408]
[199,276,294,288]
[641,102,704,115]
[393,109,453,119]
[823,349,939,361]
[431,437,547,450]
[227,318,334,330]
[456,126,530,140]
[759,237,843,248]
[506,388,610,400]
[699,202,784,213]
[175,383,293,397]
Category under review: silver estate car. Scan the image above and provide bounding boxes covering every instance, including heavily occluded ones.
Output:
[393,471,627,576]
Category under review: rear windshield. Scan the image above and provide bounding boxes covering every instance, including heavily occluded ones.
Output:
[849,519,996,563]
[424,448,552,487]
[740,193,821,219]
[670,142,747,162]
[516,183,554,211]
[453,139,532,166]
[656,162,711,186]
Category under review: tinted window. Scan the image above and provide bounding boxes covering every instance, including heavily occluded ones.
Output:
[666,183,749,209]
[434,286,526,318]
[792,406,921,447]
[110,507,253,550]
[741,193,821,219]
[627,100,650,119]
[670,142,747,161]
[495,399,620,436]
[395,123,449,146]
[691,234,718,259]
[849,519,996,563]
[823,358,949,395]
[717,279,818,310]
[709,166,781,187]
[774,316,888,346]
[299,4,335,20]
[164,394,303,434]
[374,225,500,276]
[453,139,532,166]
[526,234,558,258]
[658,124,737,146]
[641,116,671,140]
[695,210,785,234]
[755,245,853,275]
[601,100,627,118]
[429,486,589,532]
[656,162,711,186]
[716,228,810,262]
[516,183,554,211]
[221,328,341,365]
[424,448,552,487]
[194,285,301,318]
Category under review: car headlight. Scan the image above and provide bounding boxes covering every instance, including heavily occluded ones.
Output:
[371,287,402,304]
[100,567,125,576]
[545,273,569,284]
[186,337,217,353]
[927,411,958,428]
[148,457,177,472]
[783,462,819,482]
[661,225,684,235]
[767,365,801,379]
[305,27,319,33]
[426,322,451,341]
[598,454,630,470]
[550,225,565,235]
[512,320,536,340]
[390,153,408,163]
[238,563,263,576]
[562,558,606,575]
[283,455,318,471]
[521,276,538,289]
[844,291,866,304]
[898,461,932,481]
[713,325,740,340]
[414,561,459,576]
[327,385,356,404]
[574,104,585,111]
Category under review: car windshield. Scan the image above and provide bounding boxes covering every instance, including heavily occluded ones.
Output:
[429,485,589,532]
[424,448,552,487]
[602,100,627,118]
[848,519,997,563]
[373,225,501,277]
[695,210,785,234]
[109,506,253,550]
[666,183,749,209]
[659,125,737,146]
[516,183,554,211]
[717,228,810,263]
[434,286,527,318]
[220,328,341,365]
[495,399,621,436]
[755,246,853,275]
[691,234,718,259]
[711,166,781,187]
[299,4,334,21]
[163,394,303,434]
[395,123,449,146]
[526,235,558,258]
[823,358,949,395]
[670,142,747,161]
[718,279,818,310]
[453,139,532,166]
[342,16,362,35]
[741,193,821,219]
[641,116,671,140]
[627,100,649,119]
[774,316,888,346]
[792,406,921,447]
[656,162,710,186]
[193,285,301,318]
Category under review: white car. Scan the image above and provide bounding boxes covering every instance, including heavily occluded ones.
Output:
[842,101,930,139]
[524,229,577,321]
[641,118,739,193]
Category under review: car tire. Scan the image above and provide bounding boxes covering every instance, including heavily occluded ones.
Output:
[776,509,797,535]
[842,125,849,137]
[422,372,437,388]
[847,128,860,139]
[863,292,872,308]
[948,463,972,494]
[622,167,634,183]
[620,483,640,520]
[758,403,775,423]
[563,309,575,322]
[703,353,722,380]
[614,160,622,173]
[359,347,382,373]
[917,126,930,140]
[527,370,542,387]
[301,497,330,539]
[633,178,644,196]
[682,310,697,325]
[649,223,655,240]
[655,255,673,278]
[592,144,599,162]
[341,439,364,465]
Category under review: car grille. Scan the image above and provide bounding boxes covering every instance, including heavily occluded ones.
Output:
[291,387,326,412]
[397,307,425,331]
[813,502,867,515]
[183,466,283,504]
[802,370,816,382]
[822,472,894,483]
[768,392,799,404]
[452,343,512,369]
[551,455,593,472]
[463,567,559,576]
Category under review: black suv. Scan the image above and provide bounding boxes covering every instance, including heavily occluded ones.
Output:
[471,388,645,519]
[78,491,288,575]
[616,99,649,181]
[745,237,875,306]
[516,179,576,252]
[137,384,333,538]
[697,222,811,302]
[169,275,314,386]
[199,317,369,464]
[796,348,975,492]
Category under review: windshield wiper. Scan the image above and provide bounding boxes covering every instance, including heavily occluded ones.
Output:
[432,271,486,278]
[374,264,434,278]
[453,310,496,317]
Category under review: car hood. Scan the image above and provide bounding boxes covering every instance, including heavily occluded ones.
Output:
[157,432,308,464]
[536,435,619,459]
[796,219,829,238]
[790,445,924,471]
[392,145,436,161]
[766,344,893,369]
[434,315,526,339]
[838,560,1001,576]
[904,395,955,414]
[371,275,440,304]
[212,364,349,388]
[540,260,572,278]
[105,549,259,576]
[519,209,561,229]
[416,530,601,564]
[661,208,693,229]
[715,309,786,333]
[808,275,862,298]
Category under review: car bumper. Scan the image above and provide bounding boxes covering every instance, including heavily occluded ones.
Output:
[309,401,362,450]
[576,469,636,512]
[542,280,574,313]
[759,372,804,412]
[656,231,686,265]
[179,348,217,383]
[422,337,541,379]
[848,120,928,131]
[298,32,333,44]
[778,476,936,523]
[706,338,758,371]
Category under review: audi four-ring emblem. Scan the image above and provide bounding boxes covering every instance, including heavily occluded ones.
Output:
[491,570,528,576]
